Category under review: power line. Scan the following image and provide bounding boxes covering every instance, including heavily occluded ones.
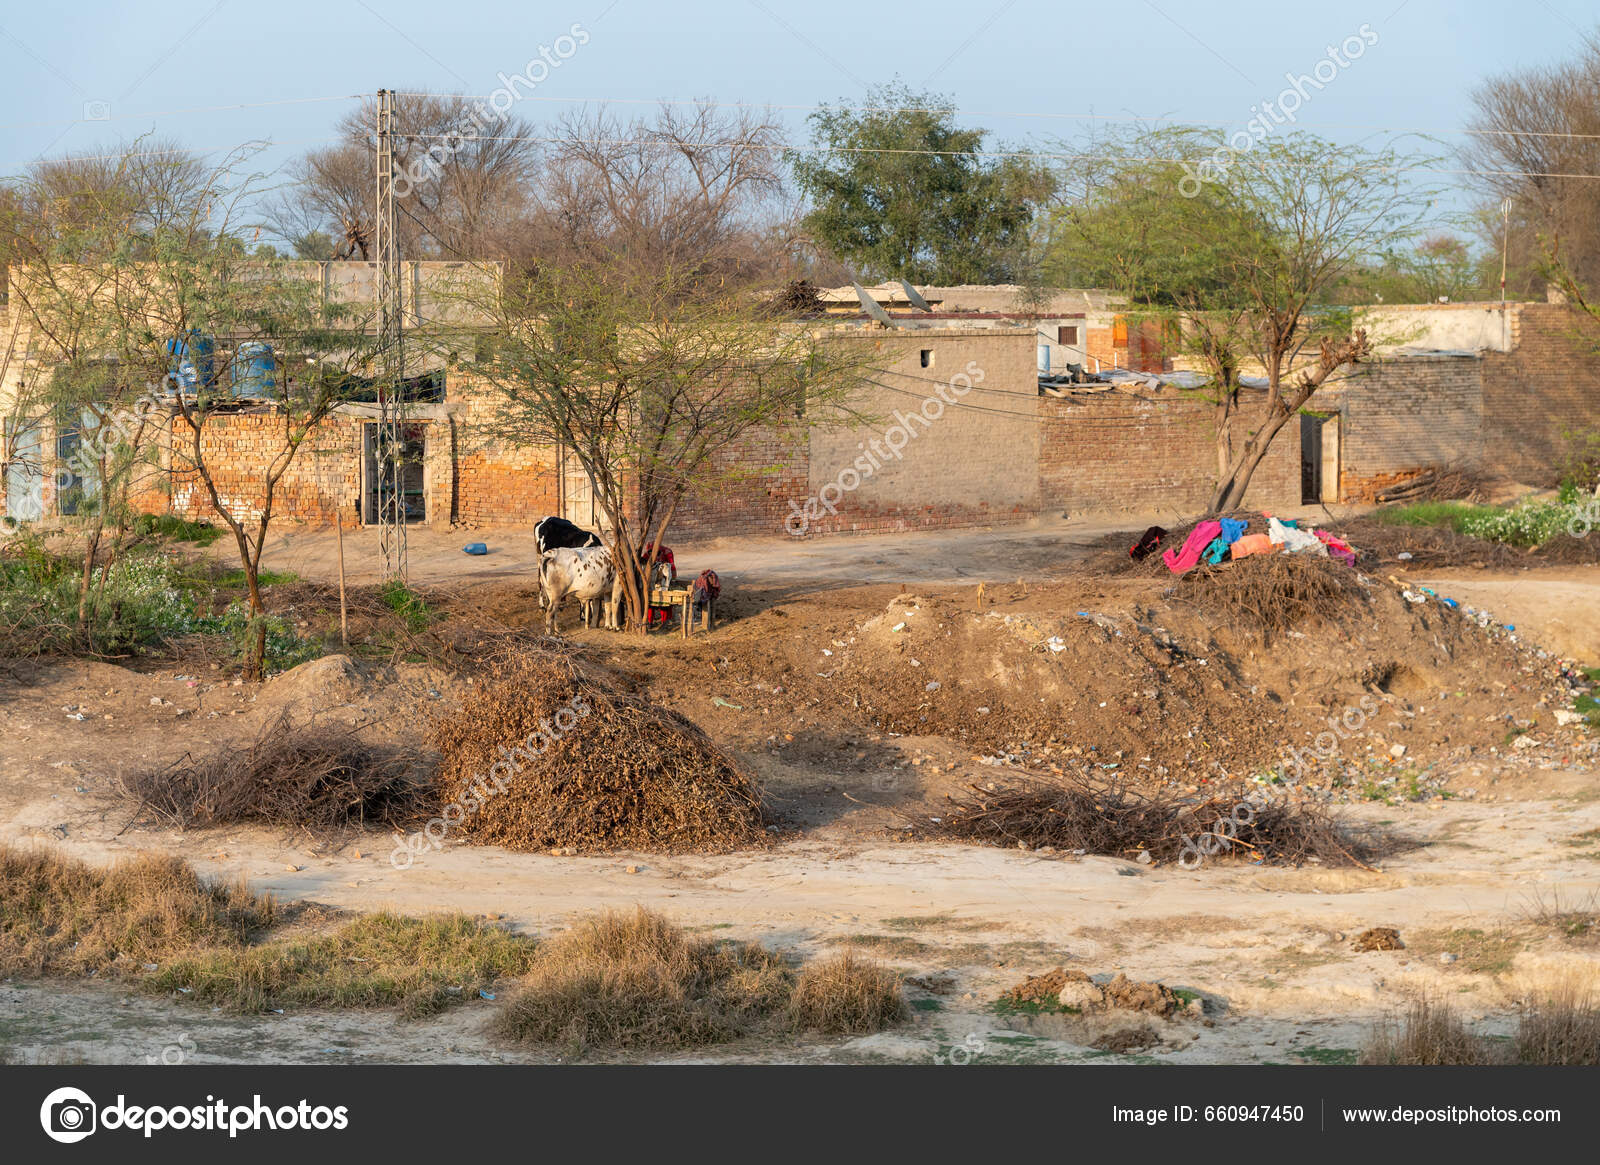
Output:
[387,90,1600,144]
[0,94,364,132]
[389,131,1600,182]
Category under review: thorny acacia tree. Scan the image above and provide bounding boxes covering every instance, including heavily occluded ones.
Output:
[5,145,372,675]
[0,141,211,641]
[444,259,872,629]
[1049,128,1439,511]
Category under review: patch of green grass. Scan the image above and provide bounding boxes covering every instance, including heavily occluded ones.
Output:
[380,578,432,633]
[1295,1045,1359,1065]
[1375,501,1499,532]
[836,934,933,957]
[213,568,299,590]
[134,513,223,546]
[990,996,1081,1018]
[911,997,942,1012]
[150,911,538,1018]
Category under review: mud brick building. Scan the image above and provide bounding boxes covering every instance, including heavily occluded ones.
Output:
[4,267,1597,541]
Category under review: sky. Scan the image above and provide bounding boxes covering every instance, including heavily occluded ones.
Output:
[0,0,1594,227]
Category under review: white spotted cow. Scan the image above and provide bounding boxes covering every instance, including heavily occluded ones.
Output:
[533,516,602,609]
[540,544,622,634]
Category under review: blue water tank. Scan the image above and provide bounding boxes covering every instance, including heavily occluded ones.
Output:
[230,342,277,399]
[165,331,215,393]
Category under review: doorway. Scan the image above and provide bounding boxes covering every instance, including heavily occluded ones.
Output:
[363,422,427,525]
[1300,413,1340,505]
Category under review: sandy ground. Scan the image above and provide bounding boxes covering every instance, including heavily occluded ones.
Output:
[5,515,1600,1065]
[1418,568,1600,664]
[238,502,1368,589]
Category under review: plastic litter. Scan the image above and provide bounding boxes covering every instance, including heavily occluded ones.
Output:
[711,696,743,711]
[462,542,488,555]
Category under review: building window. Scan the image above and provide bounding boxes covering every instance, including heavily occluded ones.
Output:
[1057,325,1079,345]
[919,349,933,368]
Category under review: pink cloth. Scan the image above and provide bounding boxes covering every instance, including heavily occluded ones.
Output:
[1314,529,1356,566]
[1163,521,1223,574]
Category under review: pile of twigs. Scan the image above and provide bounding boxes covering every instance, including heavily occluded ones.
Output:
[911,776,1381,868]
[122,712,431,831]
[1174,552,1371,640]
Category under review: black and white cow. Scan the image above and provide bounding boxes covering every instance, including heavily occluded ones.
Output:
[540,544,622,634]
[533,516,601,608]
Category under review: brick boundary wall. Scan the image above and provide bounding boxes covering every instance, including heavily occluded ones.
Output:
[1038,389,1301,516]
[1480,303,1600,487]
[1333,354,1485,501]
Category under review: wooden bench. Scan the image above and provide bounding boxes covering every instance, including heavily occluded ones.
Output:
[650,585,714,638]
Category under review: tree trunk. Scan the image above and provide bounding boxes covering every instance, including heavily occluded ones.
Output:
[1211,408,1296,513]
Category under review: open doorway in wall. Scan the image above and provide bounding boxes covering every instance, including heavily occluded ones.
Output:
[1299,413,1340,504]
[362,422,427,525]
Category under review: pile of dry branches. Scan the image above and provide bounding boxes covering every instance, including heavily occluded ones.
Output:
[1374,466,1486,504]
[1174,552,1371,640]
[121,713,431,831]
[428,649,766,853]
[913,776,1380,868]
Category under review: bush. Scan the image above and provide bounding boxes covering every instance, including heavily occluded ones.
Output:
[379,578,432,633]
[0,543,205,656]
[1458,499,1594,547]
[132,513,223,546]
[212,601,320,673]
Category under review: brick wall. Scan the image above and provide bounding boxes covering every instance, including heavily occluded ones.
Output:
[786,328,1040,537]
[1481,303,1600,486]
[1334,354,1485,500]
[1039,388,1301,515]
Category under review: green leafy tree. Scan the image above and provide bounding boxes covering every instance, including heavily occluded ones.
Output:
[791,83,1054,283]
[1046,127,1439,511]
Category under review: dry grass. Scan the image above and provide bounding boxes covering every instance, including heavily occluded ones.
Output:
[120,713,433,832]
[1363,992,1600,1065]
[1173,553,1372,642]
[790,952,908,1034]
[494,907,903,1053]
[1361,999,1494,1065]
[429,650,766,854]
[0,846,273,977]
[1512,986,1600,1065]
[0,844,534,1017]
[913,776,1384,868]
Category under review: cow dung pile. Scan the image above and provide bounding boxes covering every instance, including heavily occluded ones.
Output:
[427,649,766,853]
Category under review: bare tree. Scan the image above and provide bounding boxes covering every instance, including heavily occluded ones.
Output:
[1464,30,1600,299]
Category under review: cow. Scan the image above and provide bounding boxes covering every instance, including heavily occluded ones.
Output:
[533,516,601,608]
[540,544,622,634]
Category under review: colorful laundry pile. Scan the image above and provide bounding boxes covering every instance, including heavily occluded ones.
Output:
[1159,515,1362,573]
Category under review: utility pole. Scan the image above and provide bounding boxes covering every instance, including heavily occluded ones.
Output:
[1499,196,1512,351]
[374,88,407,582]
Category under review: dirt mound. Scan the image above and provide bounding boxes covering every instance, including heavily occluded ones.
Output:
[428,650,766,853]
[259,654,368,710]
[1005,967,1074,1006]
[1353,927,1405,952]
[1004,968,1194,1017]
[698,558,1582,795]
